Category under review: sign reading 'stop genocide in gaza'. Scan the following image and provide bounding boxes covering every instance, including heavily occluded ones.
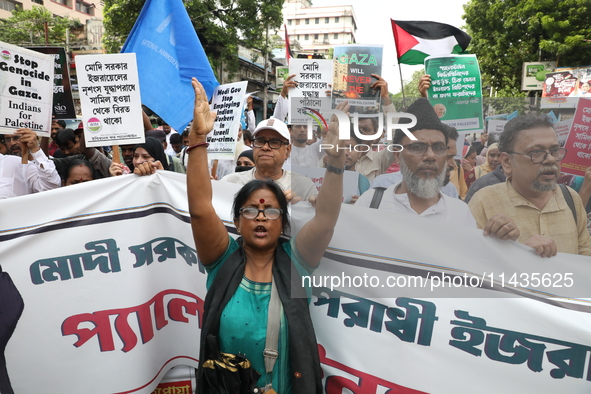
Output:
[76,53,145,147]
[0,41,54,136]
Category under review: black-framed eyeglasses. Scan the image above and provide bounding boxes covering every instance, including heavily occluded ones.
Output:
[508,148,567,164]
[239,207,283,220]
[252,138,289,149]
[401,142,448,156]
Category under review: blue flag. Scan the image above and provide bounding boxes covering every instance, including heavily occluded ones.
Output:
[507,110,519,121]
[121,0,219,131]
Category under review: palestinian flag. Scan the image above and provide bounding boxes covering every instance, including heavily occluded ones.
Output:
[391,20,471,65]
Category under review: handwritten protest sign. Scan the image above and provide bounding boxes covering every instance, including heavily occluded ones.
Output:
[288,58,333,125]
[76,53,144,147]
[29,47,76,119]
[332,44,383,109]
[0,41,53,136]
[561,98,591,176]
[425,54,483,133]
[207,81,247,160]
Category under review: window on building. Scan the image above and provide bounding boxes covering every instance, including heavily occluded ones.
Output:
[325,17,329,24]
[305,18,309,25]
[0,0,21,11]
[324,33,328,40]
[76,1,94,14]
[288,20,292,26]
[295,19,300,25]
[32,0,43,4]
[296,35,300,40]
[334,33,339,39]
[315,18,319,24]
[52,0,70,6]
[304,34,309,40]
[335,17,340,23]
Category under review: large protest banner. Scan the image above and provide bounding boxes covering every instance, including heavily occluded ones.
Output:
[1,173,591,393]
[561,98,591,176]
[76,53,145,147]
[0,41,54,136]
[292,164,362,203]
[206,81,247,160]
[28,47,77,119]
[424,54,483,133]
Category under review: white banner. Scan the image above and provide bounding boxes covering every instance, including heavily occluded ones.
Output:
[1,173,591,393]
[0,41,54,136]
[76,53,145,147]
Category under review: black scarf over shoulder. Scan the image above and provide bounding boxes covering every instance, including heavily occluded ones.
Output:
[197,238,323,393]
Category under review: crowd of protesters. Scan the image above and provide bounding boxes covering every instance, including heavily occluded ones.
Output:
[1,73,590,394]
[1,74,590,257]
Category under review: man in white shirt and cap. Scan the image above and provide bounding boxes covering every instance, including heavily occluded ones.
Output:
[221,118,318,203]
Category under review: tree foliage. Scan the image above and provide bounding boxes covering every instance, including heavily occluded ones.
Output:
[463,0,591,97]
[0,6,80,46]
[392,69,424,98]
[103,0,284,78]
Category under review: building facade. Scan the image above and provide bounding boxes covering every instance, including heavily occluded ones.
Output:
[281,0,357,57]
[0,0,102,24]
[0,0,104,51]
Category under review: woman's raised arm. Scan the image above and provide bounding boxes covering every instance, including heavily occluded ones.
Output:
[187,78,229,265]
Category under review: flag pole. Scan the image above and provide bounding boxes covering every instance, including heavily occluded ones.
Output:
[397,62,406,108]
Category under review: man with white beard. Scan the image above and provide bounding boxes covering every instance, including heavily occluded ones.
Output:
[355,99,476,227]
[469,115,591,257]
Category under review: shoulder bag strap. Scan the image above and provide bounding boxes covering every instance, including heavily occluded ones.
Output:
[263,279,281,379]
[559,184,577,225]
[369,187,386,209]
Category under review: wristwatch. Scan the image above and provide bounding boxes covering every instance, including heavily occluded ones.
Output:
[326,163,345,174]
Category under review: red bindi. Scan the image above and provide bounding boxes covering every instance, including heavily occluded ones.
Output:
[259,198,265,204]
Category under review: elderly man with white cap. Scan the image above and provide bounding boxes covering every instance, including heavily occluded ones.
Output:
[220,117,318,203]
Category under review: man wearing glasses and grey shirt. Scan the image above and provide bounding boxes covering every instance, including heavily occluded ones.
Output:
[469,115,591,257]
